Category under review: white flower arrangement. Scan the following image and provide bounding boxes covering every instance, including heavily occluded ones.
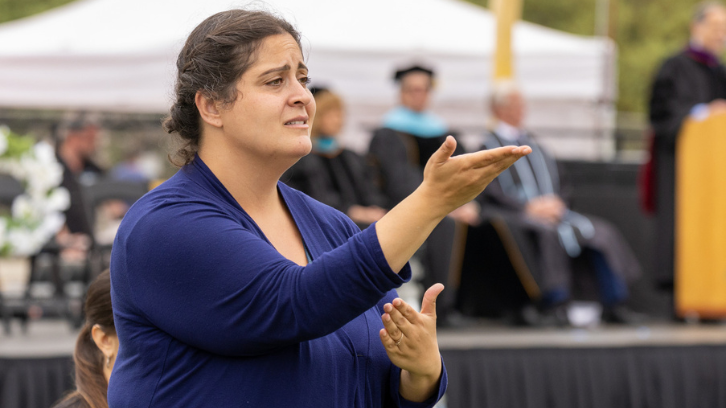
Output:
[0,125,70,257]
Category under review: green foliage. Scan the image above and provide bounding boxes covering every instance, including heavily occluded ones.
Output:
[464,0,713,113]
[521,0,597,36]
[0,0,76,24]
[615,0,700,113]
[2,130,34,158]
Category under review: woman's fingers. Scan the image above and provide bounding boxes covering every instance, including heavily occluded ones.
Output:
[478,152,523,176]
[470,145,531,169]
[381,308,404,344]
[379,328,401,350]
[383,299,415,335]
[393,298,420,324]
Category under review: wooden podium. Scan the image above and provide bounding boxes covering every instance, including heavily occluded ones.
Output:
[676,113,726,318]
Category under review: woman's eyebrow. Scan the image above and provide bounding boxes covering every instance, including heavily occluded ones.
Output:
[260,62,308,76]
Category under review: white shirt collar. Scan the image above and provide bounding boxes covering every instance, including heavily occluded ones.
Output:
[494,121,524,142]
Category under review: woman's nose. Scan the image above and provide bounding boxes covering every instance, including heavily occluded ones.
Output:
[290,80,313,106]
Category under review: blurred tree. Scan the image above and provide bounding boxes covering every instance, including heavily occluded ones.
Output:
[465,0,713,113]
[0,0,75,24]
[615,1,698,113]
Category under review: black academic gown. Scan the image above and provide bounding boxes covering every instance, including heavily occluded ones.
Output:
[478,131,642,299]
[282,148,387,229]
[368,127,465,317]
[648,50,726,287]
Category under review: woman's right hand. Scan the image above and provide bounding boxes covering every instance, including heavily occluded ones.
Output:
[375,136,529,273]
[419,136,530,218]
[379,284,444,402]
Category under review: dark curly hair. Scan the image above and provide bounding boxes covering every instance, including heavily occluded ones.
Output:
[162,9,302,166]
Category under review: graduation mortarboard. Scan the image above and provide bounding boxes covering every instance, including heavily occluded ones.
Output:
[393,65,435,82]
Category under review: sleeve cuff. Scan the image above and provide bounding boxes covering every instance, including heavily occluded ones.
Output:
[366,222,412,284]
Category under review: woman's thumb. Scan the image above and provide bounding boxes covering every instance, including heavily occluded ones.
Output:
[430,136,456,164]
[420,283,445,316]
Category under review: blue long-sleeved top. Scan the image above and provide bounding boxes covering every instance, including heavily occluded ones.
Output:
[108,156,447,407]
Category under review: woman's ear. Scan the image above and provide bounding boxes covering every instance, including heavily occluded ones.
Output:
[195,91,223,128]
[91,324,119,360]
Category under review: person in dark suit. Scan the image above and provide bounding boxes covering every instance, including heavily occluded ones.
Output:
[479,83,643,324]
[648,2,726,289]
[54,113,104,262]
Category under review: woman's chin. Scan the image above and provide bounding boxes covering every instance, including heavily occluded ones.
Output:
[293,138,313,157]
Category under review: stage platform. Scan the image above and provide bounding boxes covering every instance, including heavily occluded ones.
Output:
[2,319,726,408]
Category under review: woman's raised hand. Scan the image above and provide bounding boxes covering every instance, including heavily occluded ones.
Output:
[374,136,529,274]
[379,284,444,402]
[419,136,531,218]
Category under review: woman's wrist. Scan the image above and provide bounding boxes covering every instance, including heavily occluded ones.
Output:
[413,183,455,221]
[399,362,443,402]
[403,367,441,387]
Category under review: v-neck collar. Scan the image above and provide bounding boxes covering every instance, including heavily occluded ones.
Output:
[184,155,329,263]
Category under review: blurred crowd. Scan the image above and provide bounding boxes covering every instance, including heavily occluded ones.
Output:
[0,111,163,333]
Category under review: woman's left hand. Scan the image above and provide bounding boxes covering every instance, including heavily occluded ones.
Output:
[379,284,444,400]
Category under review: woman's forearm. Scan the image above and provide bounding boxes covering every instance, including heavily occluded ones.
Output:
[375,186,447,273]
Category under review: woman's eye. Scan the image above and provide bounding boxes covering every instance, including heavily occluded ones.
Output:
[267,78,283,86]
[299,77,311,87]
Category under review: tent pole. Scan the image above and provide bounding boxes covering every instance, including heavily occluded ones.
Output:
[491,0,522,82]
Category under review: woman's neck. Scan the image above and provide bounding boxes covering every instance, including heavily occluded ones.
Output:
[198,144,288,216]
[197,137,308,265]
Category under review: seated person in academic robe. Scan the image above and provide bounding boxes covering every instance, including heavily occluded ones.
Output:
[479,83,643,324]
[283,88,387,229]
[368,65,480,326]
[648,2,726,290]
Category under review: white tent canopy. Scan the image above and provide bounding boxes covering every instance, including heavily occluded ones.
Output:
[0,0,617,158]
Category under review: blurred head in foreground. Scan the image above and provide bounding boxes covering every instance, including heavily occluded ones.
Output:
[53,270,117,408]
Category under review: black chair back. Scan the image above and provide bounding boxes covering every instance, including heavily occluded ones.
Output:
[0,175,24,207]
